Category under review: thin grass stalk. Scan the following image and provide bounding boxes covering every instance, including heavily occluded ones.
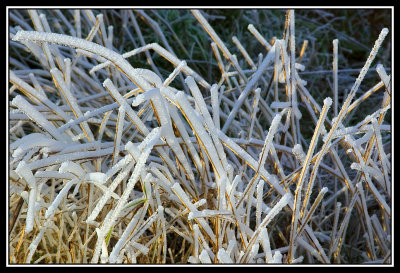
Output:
[287,97,332,262]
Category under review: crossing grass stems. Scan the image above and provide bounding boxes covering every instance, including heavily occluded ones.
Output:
[8,8,391,264]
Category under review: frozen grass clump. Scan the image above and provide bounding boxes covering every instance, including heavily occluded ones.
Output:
[8,9,391,264]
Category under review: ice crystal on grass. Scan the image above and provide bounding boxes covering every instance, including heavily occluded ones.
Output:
[8,9,391,264]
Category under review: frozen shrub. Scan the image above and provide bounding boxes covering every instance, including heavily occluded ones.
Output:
[8,9,391,264]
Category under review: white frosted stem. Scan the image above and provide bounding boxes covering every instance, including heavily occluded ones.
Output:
[112,105,125,166]
[171,182,216,243]
[248,24,272,51]
[240,193,291,262]
[210,84,220,130]
[346,135,390,215]
[168,105,203,175]
[28,72,46,98]
[236,113,282,209]
[297,97,332,214]
[371,118,391,195]
[87,160,134,223]
[45,177,79,219]
[232,35,257,69]
[289,97,332,260]
[217,130,286,197]
[25,218,52,263]
[271,250,282,263]
[292,143,306,165]
[222,44,275,133]
[217,248,234,263]
[258,113,282,170]
[260,228,273,263]
[248,88,261,139]
[28,10,56,69]
[163,60,186,87]
[12,30,152,91]
[193,224,200,263]
[142,87,197,193]
[25,184,37,233]
[59,161,86,178]
[12,95,69,142]
[199,249,212,263]
[175,91,225,179]
[188,209,231,220]
[186,76,229,175]
[256,179,264,228]
[97,126,161,253]
[108,202,149,263]
[51,67,94,142]
[103,78,149,136]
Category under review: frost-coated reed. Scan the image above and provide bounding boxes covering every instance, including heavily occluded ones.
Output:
[8,9,391,264]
